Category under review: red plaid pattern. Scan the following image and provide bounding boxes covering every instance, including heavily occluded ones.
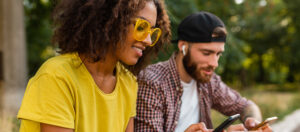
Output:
[135,54,249,131]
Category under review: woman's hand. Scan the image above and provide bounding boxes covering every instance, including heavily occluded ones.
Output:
[184,122,213,132]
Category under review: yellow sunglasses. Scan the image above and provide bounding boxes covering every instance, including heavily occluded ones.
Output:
[133,18,162,47]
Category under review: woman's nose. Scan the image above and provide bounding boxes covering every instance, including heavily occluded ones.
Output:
[142,33,152,47]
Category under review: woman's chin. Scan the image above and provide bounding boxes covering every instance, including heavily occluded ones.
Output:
[122,59,139,66]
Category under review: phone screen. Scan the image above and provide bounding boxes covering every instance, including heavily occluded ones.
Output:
[213,114,240,132]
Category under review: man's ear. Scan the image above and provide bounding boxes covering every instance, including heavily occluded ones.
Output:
[178,40,187,56]
[182,45,186,56]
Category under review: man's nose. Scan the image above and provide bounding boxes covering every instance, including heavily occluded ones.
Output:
[209,55,219,68]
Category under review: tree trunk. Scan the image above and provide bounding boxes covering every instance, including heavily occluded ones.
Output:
[0,0,27,114]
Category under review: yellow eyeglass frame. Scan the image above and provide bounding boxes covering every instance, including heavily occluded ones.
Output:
[133,18,162,47]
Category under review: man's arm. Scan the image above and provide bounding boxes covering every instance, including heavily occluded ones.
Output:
[135,78,165,131]
[211,75,252,117]
[240,101,262,123]
[210,74,263,129]
[241,101,265,130]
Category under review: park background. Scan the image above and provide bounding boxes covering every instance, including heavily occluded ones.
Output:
[1,0,300,131]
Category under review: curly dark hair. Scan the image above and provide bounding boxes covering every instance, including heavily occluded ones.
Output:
[52,0,171,75]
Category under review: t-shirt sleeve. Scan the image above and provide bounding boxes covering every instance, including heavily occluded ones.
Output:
[17,73,75,129]
[130,80,138,117]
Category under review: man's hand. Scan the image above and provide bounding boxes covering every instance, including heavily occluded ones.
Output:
[225,122,272,132]
[253,125,272,132]
[244,117,260,129]
[240,101,262,124]
[184,122,212,132]
[244,118,273,132]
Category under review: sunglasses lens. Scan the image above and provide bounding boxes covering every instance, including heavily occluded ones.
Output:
[133,19,162,47]
[150,28,161,46]
[134,21,149,41]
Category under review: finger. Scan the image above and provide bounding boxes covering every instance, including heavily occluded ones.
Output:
[245,118,255,128]
[199,122,208,129]
[245,118,260,129]
[261,124,272,132]
[227,124,246,132]
[208,129,214,132]
[184,122,208,132]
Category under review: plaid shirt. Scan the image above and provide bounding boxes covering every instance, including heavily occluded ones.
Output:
[135,54,249,131]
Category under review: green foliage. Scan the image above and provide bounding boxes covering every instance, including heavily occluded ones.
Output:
[165,0,198,43]
[283,0,300,82]
[24,0,300,87]
[24,0,55,77]
[165,0,300,87]
[12,117,20,132]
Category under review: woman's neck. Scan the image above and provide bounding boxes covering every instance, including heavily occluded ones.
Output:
[79,52,119,94]
[79,52,118,77]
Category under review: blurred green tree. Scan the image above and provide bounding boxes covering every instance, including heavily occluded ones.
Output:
[23,0,300,89]
[233,0,289,84]
[165,0,300,88]
[24,0,55,77]
[283,0,300,82]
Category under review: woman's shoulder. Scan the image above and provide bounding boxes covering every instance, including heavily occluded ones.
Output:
[34,53,80,77]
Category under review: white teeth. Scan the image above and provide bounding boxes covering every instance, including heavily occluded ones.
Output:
[133,47,142,53]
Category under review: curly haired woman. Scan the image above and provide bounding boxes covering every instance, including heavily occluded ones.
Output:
[17,0,170,131]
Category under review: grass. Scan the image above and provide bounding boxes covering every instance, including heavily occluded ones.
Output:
[0,112,20,132]
[211,89,300,128]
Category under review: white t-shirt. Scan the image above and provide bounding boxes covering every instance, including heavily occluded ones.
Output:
[175,79,200,132]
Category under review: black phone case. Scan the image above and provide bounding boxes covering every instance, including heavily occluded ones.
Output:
[213,114,240,132]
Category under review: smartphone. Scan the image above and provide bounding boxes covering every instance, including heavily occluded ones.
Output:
[249,116,278,131]
[213,114,240,132]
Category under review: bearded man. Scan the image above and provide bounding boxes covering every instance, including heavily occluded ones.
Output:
[134,11,272,132]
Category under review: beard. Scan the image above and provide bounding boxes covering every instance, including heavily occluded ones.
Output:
[182,50,214,83]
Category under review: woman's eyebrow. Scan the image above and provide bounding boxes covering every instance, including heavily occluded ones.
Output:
[136,16,150,22]
[136,16,156,28]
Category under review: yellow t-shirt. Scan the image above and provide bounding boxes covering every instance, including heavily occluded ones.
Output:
[17,53,137,132]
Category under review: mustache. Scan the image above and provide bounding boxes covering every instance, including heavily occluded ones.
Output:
[200,66,215,71]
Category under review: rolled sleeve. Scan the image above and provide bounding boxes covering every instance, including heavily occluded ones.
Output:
[211,75,248,116]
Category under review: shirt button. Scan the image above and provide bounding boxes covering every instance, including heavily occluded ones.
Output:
[176,87,180,91]
[174,121,178,125]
